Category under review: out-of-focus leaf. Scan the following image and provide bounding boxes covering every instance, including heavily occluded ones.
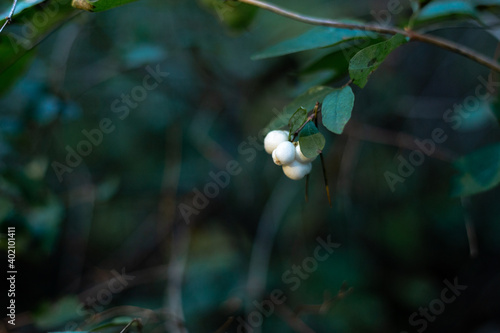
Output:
[34,95,61,125]
[0,196,14,222]
[25,194,64,253]
[451,143,500,196]
[96,176,121,202]
[266,86,334,132]
[88,317,139,332]
[414,0,479,25]
[299,122,325,158]
[321,85,355,134]
[33,296,82,330]
[491,97,500,122]
[253,25,378,60]
[24,156,49,180]
[349,34,407,88]
[123,44,167,68]
[71,0,140,12]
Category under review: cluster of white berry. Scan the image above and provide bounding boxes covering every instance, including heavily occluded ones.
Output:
[264,130,316,180]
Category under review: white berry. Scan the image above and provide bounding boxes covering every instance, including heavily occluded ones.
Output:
[272,141,295,165]
[282,160,312,180]
[264,130,289,154]
[295,143,317,163]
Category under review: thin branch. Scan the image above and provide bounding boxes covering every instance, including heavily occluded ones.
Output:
[0,0,18,33]
[119,318,143,333]
[291,104,317,142]
[246,178,298,322]
[236,0,500,73]
[461,197,478,258]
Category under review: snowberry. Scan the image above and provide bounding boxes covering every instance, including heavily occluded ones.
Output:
[272,141,296,165]
[264,130,289,154]
[295,143,317,163]
[282,160,312,180]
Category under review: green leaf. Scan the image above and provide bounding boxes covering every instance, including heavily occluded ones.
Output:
[321,86,355,134]
[0,2,75,96]
[0,0,46,24]
[0,47,36,96]
[451,143,500,196]
[288,107,308,138]
[33,296,82,330]
[298,122,325,158]
[414,0,478,25]
[88,317,140,332]
[71,0,140,12]
[301,38,386,77]
[266,86,335,132]
[349,34,408,88]
[252,25,378,60]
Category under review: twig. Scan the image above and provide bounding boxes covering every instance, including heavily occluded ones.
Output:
[0,0,18,33]
[313,103,332,206]
[293,284,353,317]
[291,110,316,142]
[119,318,143,333]
[161,126,189,333]
[214,317,234,333]
[274,304,316,333]
[236,0,500,73]
[164,225,190,333]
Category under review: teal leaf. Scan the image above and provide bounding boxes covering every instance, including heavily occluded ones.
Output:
[72,0,140,12]
[288,107,308,138]
[321,86,355,134]
[415,1,478,25]
[298,122,325,158]
[451,143,500,196]
[253,25,378,60]
[266,86,334,132]
[33,296,82,330]
[349,34,408,88]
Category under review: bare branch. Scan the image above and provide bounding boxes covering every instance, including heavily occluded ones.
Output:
[0,0,18,33]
